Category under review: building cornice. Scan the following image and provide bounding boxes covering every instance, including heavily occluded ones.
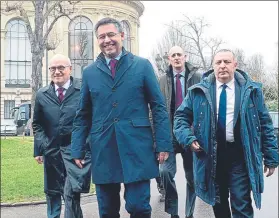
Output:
[119,1,144,17]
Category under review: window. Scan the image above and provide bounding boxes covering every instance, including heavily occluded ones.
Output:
[5,19,31,88]
[121,20,131,52]
[69,16,93,79]
[4,100,15,119]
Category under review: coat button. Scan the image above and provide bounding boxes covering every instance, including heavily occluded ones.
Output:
[114,118,119,122]
[112,88,116,92]
[113,102,118,107]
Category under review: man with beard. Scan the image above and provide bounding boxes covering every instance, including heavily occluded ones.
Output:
[33,54,91,218]
[156,46,201,218]
[173,49,278,217]
[71,17,173,218]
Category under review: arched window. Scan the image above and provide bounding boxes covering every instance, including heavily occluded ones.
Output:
[121,20,131,52]
[69,16,93,79]
[5,19,31,87]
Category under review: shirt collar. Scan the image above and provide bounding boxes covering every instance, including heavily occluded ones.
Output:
[216,78,234,90]
[173,70,185,78]
[105,51,122,66]
[55,79,71,91]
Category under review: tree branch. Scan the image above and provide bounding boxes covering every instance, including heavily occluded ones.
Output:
[43,13,65,44]
[42,0,63,24]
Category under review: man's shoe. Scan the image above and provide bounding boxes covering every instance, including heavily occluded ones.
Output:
[186,215,193,218]
[171,215,179,218]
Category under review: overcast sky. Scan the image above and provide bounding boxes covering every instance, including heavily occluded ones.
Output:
[138,1,278,68]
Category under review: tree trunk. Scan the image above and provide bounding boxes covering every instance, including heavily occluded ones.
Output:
[30,50,44,136]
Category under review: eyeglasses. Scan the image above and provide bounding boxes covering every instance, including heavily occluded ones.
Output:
[97,32,121,41]
[49,65,71,73]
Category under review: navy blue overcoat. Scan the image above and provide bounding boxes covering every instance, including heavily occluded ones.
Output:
[71,49,173,184]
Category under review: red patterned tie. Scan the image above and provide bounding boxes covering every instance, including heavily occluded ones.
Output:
[57,87,64,102]
[175,73,183,109]
[109,59,118,79]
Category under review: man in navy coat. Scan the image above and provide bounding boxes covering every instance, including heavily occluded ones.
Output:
[71,17,173,218]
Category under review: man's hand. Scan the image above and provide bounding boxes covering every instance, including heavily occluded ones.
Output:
[35,156,43,164]
[74,159,85,169]
[190,141,201,152]
[157,152,169,164]
[264,166,276,177]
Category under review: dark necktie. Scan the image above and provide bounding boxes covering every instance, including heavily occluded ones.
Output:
[57,87,64,102]
[109,59,118,79]
[175,73,183,109]
[217,84,227,145]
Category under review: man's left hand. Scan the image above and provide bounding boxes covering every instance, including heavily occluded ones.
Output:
[264,166,276,177]
[74,159,85,169]
[157,152,169,164]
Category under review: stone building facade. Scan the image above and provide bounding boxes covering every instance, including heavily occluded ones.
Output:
[0,1,144,121]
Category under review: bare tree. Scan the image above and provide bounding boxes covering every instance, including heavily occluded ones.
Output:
[153,15,224,73]
[2,0,81,109]
[76,31,89,72]
[233,48,248,71]
[244,52,278,109]
[246,54,265,82]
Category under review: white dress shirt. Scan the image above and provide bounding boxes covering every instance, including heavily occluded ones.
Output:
[216,78,235,142]
[54,79,71,97]
[173,70,185,97]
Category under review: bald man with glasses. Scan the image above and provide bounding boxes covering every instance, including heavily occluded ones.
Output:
[33,54,91,218]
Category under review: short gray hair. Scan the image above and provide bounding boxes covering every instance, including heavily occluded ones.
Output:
[94,17,123,36]
[215,49,236,59]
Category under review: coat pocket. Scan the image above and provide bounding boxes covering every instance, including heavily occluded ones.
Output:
[131,118,151,127]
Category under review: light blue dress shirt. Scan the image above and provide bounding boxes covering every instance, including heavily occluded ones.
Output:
[105,52,122,70]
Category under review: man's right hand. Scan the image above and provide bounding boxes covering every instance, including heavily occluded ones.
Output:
[190,141,202,152]
[74,159,85,169]
[35,156,43,164]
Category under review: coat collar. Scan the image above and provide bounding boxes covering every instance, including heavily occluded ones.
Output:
[197,69,258,91]
[95,47,134,86]
[41,76,80,104]
[166,62,198,80]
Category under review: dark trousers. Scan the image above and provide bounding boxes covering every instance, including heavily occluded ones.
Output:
[45,144,91,218]
[46,177,82,218]
[213,142,253,218]
[46,193,62,218]
[158,151,196,217]
[64,177,82,218]
[95,180,152,218]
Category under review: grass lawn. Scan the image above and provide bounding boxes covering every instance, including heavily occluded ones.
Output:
[1,137,94,203]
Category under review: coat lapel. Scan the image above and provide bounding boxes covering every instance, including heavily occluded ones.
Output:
[45,84,60,105]
[113,52,134,85]
[233,79,241,127]
[63,83,75,100]
[210,80,217,123]
[97,60,112,78]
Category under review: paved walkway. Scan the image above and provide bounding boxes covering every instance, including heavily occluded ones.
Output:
[1,155,278,217]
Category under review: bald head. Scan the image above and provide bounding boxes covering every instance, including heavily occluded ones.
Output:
[49,54,72,87]
[168,46,186,73]
[49,54,71,66]
[168,46,185,56]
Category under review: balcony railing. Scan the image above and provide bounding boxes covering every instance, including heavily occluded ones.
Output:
[5,79,31,88]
